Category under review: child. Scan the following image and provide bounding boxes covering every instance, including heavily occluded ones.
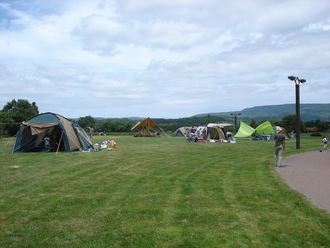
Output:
[322,136,328,152]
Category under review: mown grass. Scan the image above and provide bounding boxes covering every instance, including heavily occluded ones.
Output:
[0,134,329,248]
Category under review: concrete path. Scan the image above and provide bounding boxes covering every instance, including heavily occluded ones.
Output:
[276,150,330,213]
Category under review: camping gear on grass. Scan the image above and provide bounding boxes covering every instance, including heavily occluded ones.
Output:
[109,140,116,149]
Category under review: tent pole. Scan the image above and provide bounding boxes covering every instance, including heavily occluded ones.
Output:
[10,133,18,153]
[158,127,170,137]
[56,131,64,155]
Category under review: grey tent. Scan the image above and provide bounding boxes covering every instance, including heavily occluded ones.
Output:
[174,127,195,137]
[206,125,227,140]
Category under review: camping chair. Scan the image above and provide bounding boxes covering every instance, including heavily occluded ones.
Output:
[185,133,198,142]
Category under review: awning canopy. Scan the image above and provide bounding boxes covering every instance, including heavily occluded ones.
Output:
[234,121,255,138]
[131,117,161,130]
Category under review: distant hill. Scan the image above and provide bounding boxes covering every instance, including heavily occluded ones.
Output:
[72,104,329,125]
[194,104,330,122]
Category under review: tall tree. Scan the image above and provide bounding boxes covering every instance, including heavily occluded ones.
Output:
[0,111,14,138]
[2,99,39,123]
[280,115,305,133]
[2,99,39,135]
[316,120,328,132]
[201,114,214,125]
[77,115,96,129]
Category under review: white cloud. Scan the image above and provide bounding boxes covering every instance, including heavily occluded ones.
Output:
[0,0,330,118]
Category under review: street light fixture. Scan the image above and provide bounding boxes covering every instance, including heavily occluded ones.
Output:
[288,76,306,149]
[230,113,241,134]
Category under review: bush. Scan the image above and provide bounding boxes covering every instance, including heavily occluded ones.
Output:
[310,132,322,137]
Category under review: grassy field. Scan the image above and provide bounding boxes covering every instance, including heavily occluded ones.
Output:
[0,134,330,247]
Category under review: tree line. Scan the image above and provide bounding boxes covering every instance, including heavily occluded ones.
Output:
[0,99,328,138]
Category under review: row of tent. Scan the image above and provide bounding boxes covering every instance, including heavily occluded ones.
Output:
[175,123,233,140]
[175,121,290,141]
[12,116,169,153]
[234,121,290,139]
[11,114,288,153]
[13,115,166,153]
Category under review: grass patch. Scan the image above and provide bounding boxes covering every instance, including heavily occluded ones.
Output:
[0,135,329,247]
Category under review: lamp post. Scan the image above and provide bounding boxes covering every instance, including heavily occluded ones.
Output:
[230,113,241,134]
[288,76,306,149]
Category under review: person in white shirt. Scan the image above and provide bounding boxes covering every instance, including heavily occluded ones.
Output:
[322,136,328,152]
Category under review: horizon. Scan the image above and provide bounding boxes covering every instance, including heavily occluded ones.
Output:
[65,102,329,119]
[1,0,330,118]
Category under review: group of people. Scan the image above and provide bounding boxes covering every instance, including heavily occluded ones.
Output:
[274,127,329,167]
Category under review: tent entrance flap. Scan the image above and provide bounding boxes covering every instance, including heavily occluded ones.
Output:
[22,122,58,135]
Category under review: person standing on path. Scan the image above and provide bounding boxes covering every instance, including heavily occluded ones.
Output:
[274,127,286,167]
[322,136,328,152]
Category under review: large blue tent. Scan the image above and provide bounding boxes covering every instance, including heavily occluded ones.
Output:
[12,112,93,153]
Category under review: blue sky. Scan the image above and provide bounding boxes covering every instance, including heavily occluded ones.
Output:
[1,0,330,118]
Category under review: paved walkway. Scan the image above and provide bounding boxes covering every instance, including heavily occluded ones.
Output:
[276,150,330,213]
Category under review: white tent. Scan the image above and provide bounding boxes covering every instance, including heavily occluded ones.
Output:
[196,123,233,140]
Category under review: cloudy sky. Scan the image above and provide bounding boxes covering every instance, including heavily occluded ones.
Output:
[1,0,329,118]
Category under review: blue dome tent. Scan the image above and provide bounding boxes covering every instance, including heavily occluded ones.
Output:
[12,112,93,153]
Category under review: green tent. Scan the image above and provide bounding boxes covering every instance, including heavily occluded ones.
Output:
[12,112,93,153]
[234,121,255,138]
[255,121,275,135]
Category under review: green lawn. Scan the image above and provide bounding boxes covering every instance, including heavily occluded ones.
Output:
[0,134,329,248]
